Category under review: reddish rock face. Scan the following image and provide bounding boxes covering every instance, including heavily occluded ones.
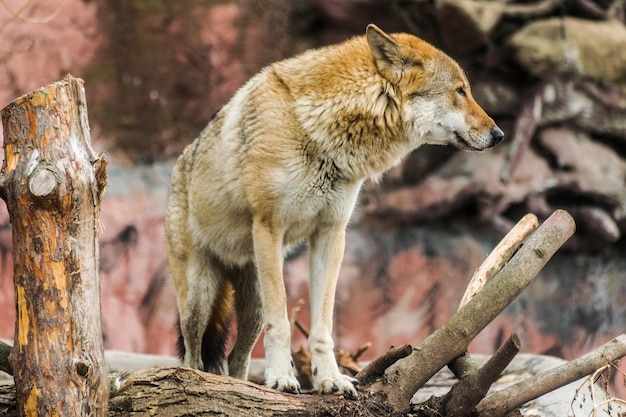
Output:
[0,1,99,112]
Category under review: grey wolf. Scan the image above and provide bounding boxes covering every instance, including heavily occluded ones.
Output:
[166,24,503,397]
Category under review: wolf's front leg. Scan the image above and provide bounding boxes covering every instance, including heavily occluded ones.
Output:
[308,225,358,397]
[252,219,300,393]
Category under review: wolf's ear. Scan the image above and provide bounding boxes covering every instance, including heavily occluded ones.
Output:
[366,24,421,82]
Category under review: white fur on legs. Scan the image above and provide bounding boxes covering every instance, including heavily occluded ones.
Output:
[308,225,357,397]
[264,317,300,393]
[252,219,301,393]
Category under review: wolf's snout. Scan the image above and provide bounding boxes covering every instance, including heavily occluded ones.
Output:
[490,127,504,146]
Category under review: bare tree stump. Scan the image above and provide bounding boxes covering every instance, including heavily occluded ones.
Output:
[0,76,109,416]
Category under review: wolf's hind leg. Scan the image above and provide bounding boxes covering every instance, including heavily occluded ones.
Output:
[180,251,228,372]
[228,262,263,379]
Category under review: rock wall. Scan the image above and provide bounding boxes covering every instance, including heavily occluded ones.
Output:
[1,0,625,399]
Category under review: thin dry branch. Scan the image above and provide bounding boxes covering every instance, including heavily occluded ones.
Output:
[571,362,626,416]
[368,210,576,414]
[352,343,372,362]
[294,320,309,339]
[476,334,626,417]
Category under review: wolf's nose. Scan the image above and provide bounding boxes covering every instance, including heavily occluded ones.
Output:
[491,127,504,145]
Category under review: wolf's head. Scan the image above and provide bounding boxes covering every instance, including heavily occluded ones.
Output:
[367,24,503,151]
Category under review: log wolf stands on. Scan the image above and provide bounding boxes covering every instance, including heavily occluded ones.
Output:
[166,24,503,397]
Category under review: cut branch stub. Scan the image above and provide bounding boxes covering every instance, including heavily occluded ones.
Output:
[0,76,109,416]
[28,166,57,197]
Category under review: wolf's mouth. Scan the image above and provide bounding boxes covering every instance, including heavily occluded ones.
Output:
[454,131,479,151]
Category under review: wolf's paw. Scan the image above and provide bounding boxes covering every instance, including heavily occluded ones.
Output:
[266,374,301,394]
[315,374,358,398]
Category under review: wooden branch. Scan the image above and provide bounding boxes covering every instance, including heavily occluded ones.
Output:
[450,213,538,379]
[0,76,109,416]
[440,334,521,417]
[476,334,626,417]
[447,352,480,381]
[356,344,413,385]
[367,210,575,414]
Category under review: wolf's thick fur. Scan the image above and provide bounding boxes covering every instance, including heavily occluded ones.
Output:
[166,24,503,396]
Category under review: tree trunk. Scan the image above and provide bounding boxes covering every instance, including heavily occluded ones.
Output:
[0,76,109,416]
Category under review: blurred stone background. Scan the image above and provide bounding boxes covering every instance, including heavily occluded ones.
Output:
[1,0,625,398]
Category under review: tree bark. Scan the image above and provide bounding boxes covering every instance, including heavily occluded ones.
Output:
[0,76,109,416]
[456,213,539,310]
[108,368,391,417]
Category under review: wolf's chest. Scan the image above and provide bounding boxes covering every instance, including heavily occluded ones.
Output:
[278,176,362,246]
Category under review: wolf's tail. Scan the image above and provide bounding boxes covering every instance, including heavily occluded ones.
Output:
[177,280,235,374]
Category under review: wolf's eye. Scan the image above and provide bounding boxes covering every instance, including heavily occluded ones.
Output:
[457,87,467,97]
